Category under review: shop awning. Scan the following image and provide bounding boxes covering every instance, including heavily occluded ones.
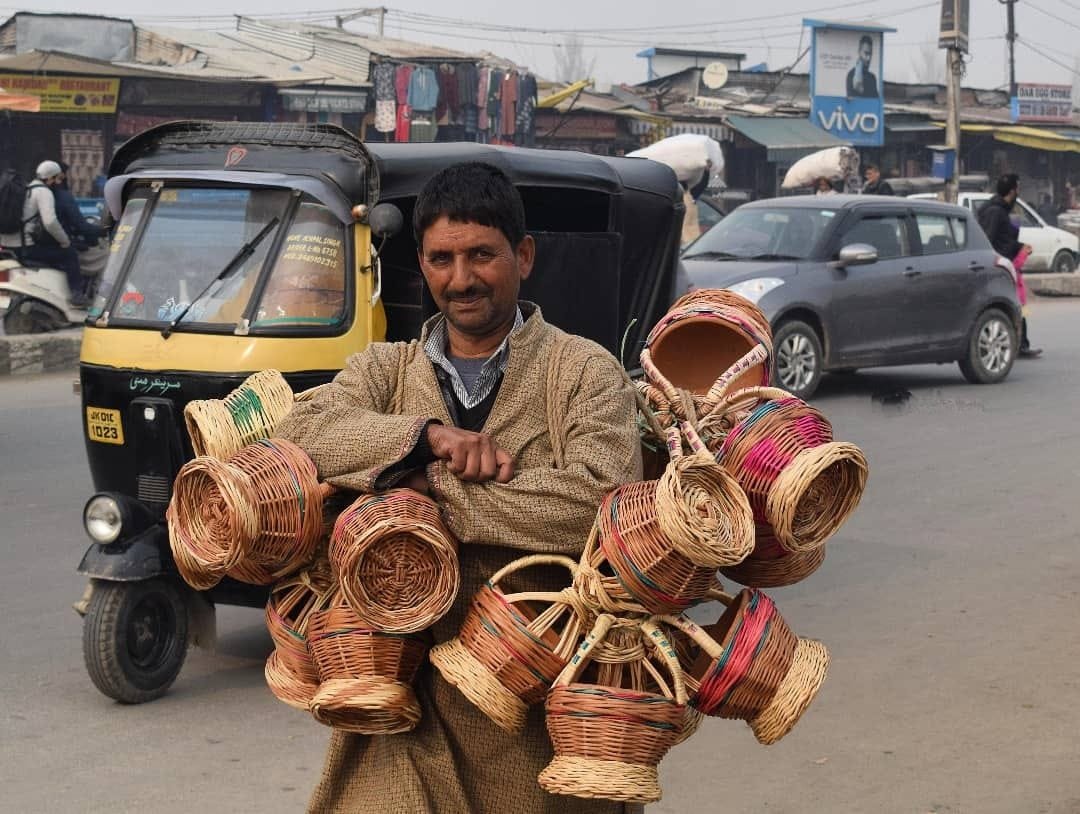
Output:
[724,115,848,162]
[943,122,1080,154]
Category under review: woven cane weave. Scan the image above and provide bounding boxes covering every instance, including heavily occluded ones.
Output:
[719,397,868,553]
[329,490,459,634]
[538,615,687,804]
[184,369,295,460]
[643,289,773,396]
[430,554,586,734]
[306,592,428,734]
[721,526,827,588]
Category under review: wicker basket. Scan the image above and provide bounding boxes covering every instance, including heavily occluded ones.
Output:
[167,438,327,589]
[538,615,688,804]
[306,591,429,734]
[720,525,827,588]
[719,397,868,553]
[430,554,585,734]
[643,289,773,396]
[264,557,336,710]
[184,369,295,460]
[662,589,830,745]
[330,490,459,634]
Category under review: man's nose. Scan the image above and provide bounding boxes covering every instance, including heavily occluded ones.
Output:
[448,254,476,287]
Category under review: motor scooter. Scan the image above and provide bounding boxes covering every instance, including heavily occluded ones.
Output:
[0,242,107,334]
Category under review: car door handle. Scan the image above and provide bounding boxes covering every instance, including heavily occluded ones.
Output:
[969,263,985,272]
[903,268,921,277]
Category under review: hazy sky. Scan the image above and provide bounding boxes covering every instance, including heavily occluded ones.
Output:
[7,0,1079,91]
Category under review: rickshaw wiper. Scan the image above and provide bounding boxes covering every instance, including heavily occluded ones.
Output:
[161,217,280,339]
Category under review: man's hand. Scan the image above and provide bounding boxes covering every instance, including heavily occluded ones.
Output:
[427,424,515,483]
[402,470,431,496]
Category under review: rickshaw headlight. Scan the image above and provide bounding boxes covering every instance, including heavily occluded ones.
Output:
[84,495,123,545]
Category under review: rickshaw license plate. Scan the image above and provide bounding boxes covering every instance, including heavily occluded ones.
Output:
[86,407,125,445]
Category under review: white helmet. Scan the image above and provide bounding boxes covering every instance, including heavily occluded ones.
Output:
[35,160,63,180]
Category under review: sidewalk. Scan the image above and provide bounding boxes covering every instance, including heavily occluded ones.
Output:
[1026,271,1080,297]
[0,326,82,377]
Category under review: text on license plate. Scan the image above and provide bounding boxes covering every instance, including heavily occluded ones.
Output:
[86,406,125,445]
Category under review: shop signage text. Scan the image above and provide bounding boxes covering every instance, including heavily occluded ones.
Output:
[0,74,119,113]
[1010,83,1073,124]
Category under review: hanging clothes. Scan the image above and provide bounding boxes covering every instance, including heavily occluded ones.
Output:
[395,65,414,142]
[500,72,519,138]
[515,73,538,146]
[437,64,458,124]
[487,69,502,137]
[372,62,398,134]
[408,66,440,113]
[476,66,491,133]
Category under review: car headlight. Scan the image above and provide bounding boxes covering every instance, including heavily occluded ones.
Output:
[84,494,123,545]
[725,277,785,304]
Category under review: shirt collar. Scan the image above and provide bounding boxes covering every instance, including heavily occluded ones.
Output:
[423,307,524,407]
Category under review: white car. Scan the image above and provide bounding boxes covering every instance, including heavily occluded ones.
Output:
[910,192,1079,273]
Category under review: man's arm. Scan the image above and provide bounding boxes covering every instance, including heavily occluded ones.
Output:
[427,352,642,556]
[275,342,442,492]
[34,187,70,247]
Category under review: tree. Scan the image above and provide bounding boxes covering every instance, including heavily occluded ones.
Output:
[910,42,945,85]
[553,34,597,83]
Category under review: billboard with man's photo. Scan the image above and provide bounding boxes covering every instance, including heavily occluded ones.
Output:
[806,21,892,147]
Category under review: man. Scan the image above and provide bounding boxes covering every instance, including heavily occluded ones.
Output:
[55,162,107,250]
[977,173,1042,358]
[846,35,880,98]
[0,160,85,306]
[861,164,894,196]
[276,162,643,814]
[1036,192,1059,228]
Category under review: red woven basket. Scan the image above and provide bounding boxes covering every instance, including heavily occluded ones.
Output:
[430,554,585,734]
[662,589,830,745]
[720,525,827,588]
[538,616,688,804]
[306,591,429,735]
[719,397,868,553]
[329,490,459,634]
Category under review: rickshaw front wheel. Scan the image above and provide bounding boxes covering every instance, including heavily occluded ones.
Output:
[82,578,189,704]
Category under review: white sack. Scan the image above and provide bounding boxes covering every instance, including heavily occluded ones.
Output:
[781,146,860,190]
[629,134,725,189]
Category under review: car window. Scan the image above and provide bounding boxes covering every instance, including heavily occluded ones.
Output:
[839,214,911,259]
[916,213,956,254]
[950,216,967,248]
[1014,202,1040,228]
[683,206,836,261]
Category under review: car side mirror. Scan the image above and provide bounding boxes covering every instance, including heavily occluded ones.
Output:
[368,202,404,240]
[834,243,878,268]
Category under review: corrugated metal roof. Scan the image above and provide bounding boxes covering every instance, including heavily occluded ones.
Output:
[250,18,478,61]
[725,114,848,161]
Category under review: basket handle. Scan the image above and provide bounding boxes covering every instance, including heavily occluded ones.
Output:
[488,553,578,587]
[551,612,614,688]
[659,614,727,661]
[639,349,685,417]
[699,344,770,415]
[641,618,688,705]
[705,386,792,423]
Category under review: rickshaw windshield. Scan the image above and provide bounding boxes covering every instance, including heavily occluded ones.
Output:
[89,184,350,334]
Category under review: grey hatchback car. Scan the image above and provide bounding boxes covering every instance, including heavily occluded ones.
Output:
[678,195,1021,399]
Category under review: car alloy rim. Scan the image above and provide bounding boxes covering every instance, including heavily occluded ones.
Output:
[978,319,1012,374]
[777,333,817,392]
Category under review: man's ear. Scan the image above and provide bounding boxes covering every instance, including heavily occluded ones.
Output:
[516,234,536,281]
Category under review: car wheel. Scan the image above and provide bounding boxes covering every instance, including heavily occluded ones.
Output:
[82,578,189,704]
[773,320,824,399]
[958,308,1016,385]
[1051,250,1077,274]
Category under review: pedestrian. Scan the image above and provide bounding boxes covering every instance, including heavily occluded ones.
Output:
[976,172,1042,358]
[815,176,837,196]
[861,163,894,195]
[1036,192,1059,227]
[276,162,643,814]
[0,160,86,306]
[55,162,107,250]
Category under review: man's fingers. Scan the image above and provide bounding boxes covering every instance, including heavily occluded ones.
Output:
[494,448,515,483]
[459,444,482,482]
[477,444,498,482]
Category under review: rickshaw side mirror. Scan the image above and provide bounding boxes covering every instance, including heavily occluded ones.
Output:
[368,202,404,240]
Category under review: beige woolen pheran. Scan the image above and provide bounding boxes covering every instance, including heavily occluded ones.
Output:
[276,305,643,814]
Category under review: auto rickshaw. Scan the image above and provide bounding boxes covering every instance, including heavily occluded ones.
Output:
[74,120,684,703]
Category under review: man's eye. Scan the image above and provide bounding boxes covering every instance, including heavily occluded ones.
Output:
[472,249,494,260]
[427,254,451,265]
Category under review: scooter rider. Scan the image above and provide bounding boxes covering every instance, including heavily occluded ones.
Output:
[1,160,86,307]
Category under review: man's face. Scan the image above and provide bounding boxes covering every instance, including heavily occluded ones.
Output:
[419,216,534,339]
[865,167,880,184]
[44,174,61,187]
[859,41,873,68]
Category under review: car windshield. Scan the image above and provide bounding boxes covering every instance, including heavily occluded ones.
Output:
[683,206,836,261]
[89,185,349,333]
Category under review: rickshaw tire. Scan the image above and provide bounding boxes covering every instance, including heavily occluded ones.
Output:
[82,578,190,704]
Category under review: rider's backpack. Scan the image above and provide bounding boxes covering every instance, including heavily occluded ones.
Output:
[0,168,29,234]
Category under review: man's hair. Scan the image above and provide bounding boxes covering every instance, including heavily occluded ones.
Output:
[413,162,526,248]
[996,173,1020,197]
[865,163,880,173]
[859,35,873,51]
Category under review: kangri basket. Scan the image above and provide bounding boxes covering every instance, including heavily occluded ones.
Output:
[643,289,773,396]
[264,557,336,710]
[720,525,827,588]
[329,490,458,634]
[306,591,429,734]
[167,438,327,589]
[719,397,868,553]
[577,450,754,615]
[537,615,688,804]
[183,369,295,460]
[429,554,586,734]
[662,588,830,745]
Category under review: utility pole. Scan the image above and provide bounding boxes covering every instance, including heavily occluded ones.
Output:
[944,47,962,203]
[1001,0,1018,98]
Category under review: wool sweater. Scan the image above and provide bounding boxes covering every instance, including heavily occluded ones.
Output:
[275,304,644,814]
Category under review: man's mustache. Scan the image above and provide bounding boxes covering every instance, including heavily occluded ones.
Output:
[446,287,492,301]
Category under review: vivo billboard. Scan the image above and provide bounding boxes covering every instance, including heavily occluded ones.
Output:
[805,20,895,147]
